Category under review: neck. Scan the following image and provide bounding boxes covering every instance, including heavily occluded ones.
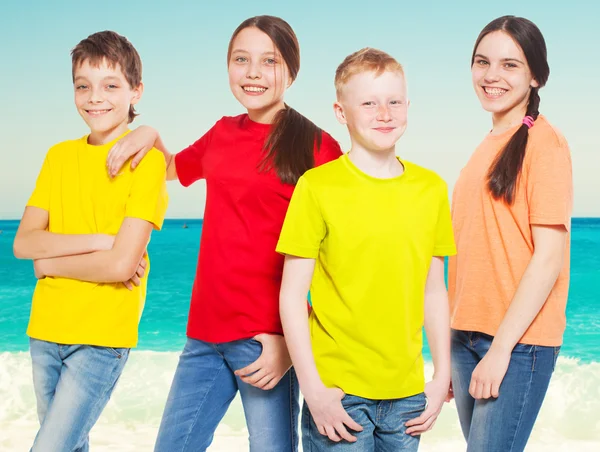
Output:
[490,95,530,136]
[247,100,286,124]
[348,143,403,179]
[88,122,129,146]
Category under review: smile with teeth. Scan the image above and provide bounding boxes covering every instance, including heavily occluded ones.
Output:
[243,86,267,93]
[483,86,508,97]
[86,109,112,116]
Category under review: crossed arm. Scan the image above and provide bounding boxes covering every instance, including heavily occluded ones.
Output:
[14,206,152,284]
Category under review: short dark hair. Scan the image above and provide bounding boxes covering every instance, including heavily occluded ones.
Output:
[71,30,142,123]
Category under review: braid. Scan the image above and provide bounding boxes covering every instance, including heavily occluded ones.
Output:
[487,87,540,204]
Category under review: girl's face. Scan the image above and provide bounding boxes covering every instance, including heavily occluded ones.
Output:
[228,27,292,123]
[471,31,538,118]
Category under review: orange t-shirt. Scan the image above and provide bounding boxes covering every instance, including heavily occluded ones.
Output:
[448,115,572,346]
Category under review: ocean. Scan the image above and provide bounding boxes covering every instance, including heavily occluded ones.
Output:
[1,219,599,451]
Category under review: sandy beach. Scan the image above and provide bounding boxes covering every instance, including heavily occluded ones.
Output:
[2,351,599,451]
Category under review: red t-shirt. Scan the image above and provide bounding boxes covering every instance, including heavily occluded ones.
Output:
[175,114,343,342]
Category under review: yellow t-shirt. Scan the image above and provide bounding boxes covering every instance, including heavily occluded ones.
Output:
[276,154,456,399]
[26,132,169,348]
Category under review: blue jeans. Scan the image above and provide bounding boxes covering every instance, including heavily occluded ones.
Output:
[302,393,426,451]
[451,329,560,452]
[29,338,130,452]
[154,337,300,452]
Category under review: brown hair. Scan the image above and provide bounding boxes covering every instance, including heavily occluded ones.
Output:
[472,16,549,204]
[71,30,143,123]
[335,48,404,96]
[228,16,323,185]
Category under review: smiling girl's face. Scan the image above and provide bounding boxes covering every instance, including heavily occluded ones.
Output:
[471,30,538,119]
[228,27,291,123]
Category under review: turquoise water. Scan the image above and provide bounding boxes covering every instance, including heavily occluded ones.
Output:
[1,219,599,362]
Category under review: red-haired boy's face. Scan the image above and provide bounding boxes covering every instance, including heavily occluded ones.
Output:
[335,70,409,154]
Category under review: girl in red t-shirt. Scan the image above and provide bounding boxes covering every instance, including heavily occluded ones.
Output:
[107,15,342,451]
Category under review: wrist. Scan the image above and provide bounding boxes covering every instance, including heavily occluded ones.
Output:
[490,339,515,355]
[300,378,326,399]
[432,371,451,384]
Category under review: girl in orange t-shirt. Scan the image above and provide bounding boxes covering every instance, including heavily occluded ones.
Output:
[448,15,572,452]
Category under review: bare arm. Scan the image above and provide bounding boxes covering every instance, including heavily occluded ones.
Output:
[35,217,154,283]
[491,224,567,351]
[13,206,113,260]
[469,224,568,399]
[424,256,451,381]
[280,256,322,392]
[406,256,451,435]
[280,255,362,442]
[107,126,177,181]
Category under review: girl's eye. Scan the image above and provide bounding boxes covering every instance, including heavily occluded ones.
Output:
[504,63,517,69]
[235,56,247,63]
[362,101,375,106]
[475,59,489,66]
[107,84,118,89]
[265,58,277,65]
[75,85,88,90]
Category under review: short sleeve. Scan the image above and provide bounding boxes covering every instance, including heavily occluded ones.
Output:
[276,176,326,258]
[175,121,217,187]
[125,149,169,230]
[314,131,343,167]
[433,181,457,257]
[27,153,52,211]
[526,139,573,230]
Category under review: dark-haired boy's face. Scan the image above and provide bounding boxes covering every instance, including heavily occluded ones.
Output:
[73,58,142,145]
[471,31,538,118]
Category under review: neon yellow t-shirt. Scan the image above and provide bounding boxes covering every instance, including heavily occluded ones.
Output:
[26,132,169,348]
[277,154,456,399]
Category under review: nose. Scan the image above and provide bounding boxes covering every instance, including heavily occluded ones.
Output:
[376,104,392,122]
[246,60,261,80]
[88,86,104,104]
[483,64,501,83]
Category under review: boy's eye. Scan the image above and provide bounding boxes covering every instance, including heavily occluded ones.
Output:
[107,84,118,89]
[362,101,375,106]
[75,85,88,90]
[390,100,404,105]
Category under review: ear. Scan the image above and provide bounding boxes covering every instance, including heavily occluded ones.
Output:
[130,81,144,105]
[531,78,540,89]
[333,101,347,125]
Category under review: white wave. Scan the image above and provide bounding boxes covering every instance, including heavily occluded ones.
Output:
[1,351,598,451]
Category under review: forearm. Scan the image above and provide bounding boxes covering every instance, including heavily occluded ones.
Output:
[152,133,177,181]
[424,291,451,381]
[38,249,136,283]
[280,294,324,394]
[14,230,106,260]
[491,253,563,352]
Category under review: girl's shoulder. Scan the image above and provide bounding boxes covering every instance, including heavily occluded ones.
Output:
[530,115,569,149]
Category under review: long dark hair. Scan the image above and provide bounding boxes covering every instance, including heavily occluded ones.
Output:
[228,16,322,185]
[472,16,549,204]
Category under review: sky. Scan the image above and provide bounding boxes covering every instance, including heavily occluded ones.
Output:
[1,0,598,218]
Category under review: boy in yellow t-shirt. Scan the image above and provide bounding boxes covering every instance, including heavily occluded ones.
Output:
[277,48,455,451]
[12,31,168,451]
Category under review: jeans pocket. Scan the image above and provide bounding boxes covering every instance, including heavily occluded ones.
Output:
[106,347,129,359]
[552,346,561,371]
